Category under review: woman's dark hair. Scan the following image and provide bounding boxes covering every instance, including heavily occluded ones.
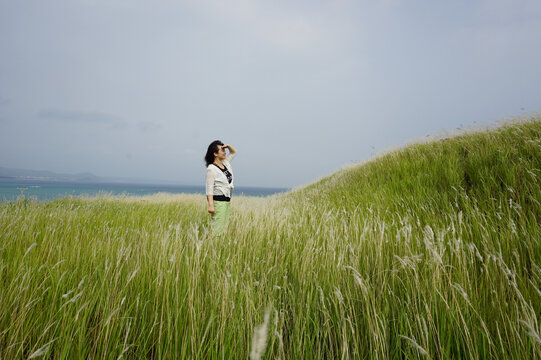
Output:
[204,140,224,166]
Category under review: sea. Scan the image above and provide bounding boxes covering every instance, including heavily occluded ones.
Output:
[0,180,288,202]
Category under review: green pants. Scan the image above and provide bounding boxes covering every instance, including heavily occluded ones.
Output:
[211,200,231,236]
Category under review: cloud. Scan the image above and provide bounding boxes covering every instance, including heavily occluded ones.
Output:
[201,0,319,50]
[477,0,541,25]
[137,121,163,132]
[0,98,10,122]
[37,108,126,128]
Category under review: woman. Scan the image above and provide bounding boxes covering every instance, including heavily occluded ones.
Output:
[205,140,237,235]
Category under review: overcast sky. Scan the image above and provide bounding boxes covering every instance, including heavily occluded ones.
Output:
[1,0,540,188]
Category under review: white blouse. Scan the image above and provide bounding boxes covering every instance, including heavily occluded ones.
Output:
[206,153,236,197]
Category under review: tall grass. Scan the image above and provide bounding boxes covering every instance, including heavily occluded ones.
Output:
[1,117,540,358]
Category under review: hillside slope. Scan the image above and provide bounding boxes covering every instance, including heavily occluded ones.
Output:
[290,117,540,226]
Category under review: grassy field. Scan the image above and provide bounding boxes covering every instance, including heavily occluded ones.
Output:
[1,117,540,359]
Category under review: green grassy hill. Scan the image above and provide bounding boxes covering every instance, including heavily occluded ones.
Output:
[295,118,540,221]
[1,117,540,359]
[278,117,541,358]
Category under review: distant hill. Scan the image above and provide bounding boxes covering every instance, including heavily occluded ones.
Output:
[0,167,181,185]
[0,167,102,183]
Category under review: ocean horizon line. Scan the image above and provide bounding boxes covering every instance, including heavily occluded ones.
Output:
[0,179,289,202]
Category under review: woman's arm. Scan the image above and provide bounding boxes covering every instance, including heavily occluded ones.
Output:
[206,168,215,214]
[224,144,237,162]
[207,195,215,214]
[223,144,236,155]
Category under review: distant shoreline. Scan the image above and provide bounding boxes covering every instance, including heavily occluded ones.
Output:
[0,179,288,202]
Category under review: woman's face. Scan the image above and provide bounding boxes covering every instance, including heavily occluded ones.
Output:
[214,145,226,160]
